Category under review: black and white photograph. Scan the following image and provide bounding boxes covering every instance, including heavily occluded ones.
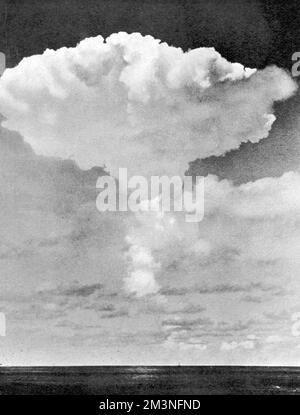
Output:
[0,0,300,401]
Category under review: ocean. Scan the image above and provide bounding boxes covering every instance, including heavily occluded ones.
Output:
[0,366,300,395]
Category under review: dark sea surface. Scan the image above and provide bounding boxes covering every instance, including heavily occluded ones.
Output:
[0,366,300,395]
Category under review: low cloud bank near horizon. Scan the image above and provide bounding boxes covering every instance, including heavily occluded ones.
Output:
[124,171,300,297]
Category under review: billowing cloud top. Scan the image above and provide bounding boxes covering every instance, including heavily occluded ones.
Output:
[0,32,296,177]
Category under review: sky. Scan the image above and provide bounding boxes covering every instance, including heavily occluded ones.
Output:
[0,1,300,366]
